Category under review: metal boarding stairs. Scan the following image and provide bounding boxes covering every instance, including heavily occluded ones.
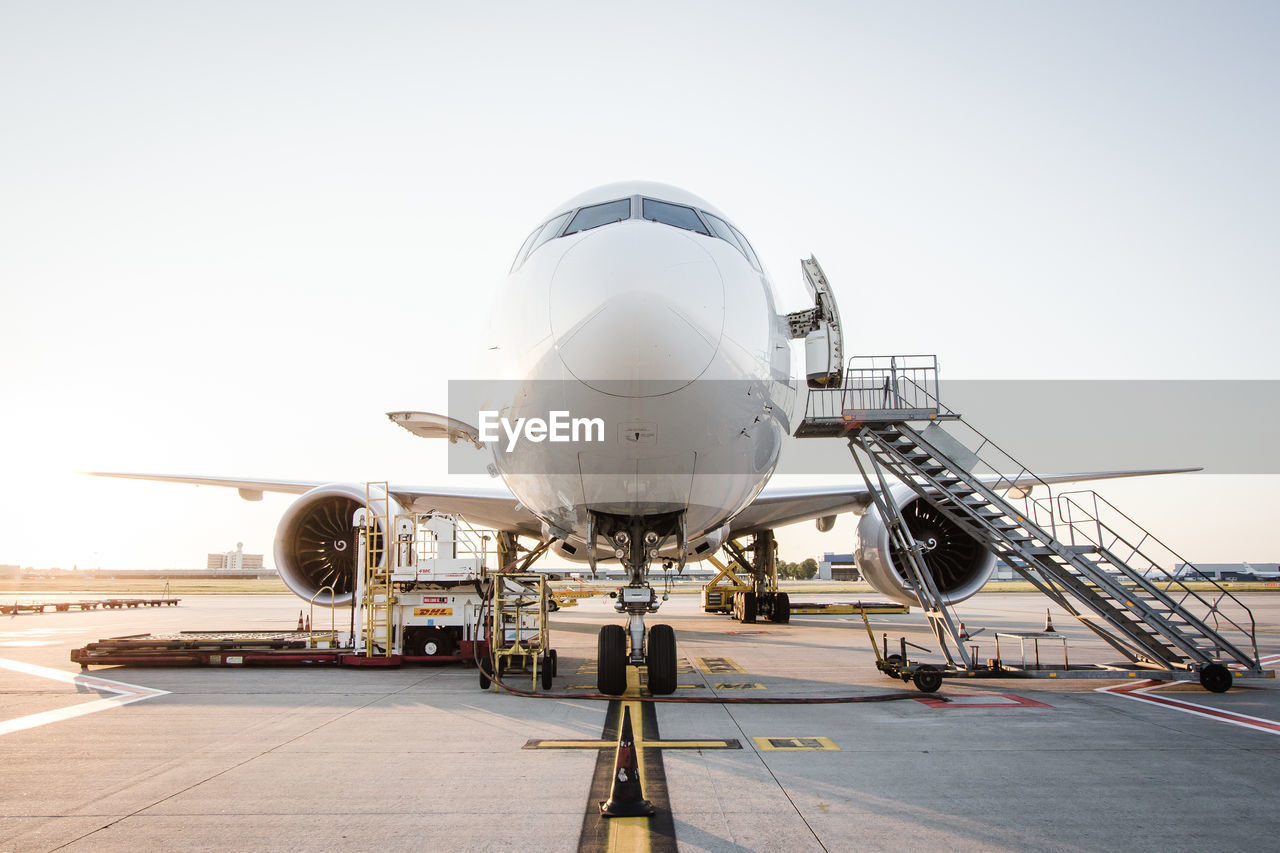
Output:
[798,355,1264,686]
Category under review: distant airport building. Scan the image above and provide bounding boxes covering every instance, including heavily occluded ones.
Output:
[819,553,860,581]
[0,564,19,580]
[1175,562,1279,582]
[207,543,265,573]
[993,561,1044,582]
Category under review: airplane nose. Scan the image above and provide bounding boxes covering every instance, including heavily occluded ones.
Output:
[549,221,724,396]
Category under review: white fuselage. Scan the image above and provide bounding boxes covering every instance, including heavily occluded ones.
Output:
[485,182,794,563]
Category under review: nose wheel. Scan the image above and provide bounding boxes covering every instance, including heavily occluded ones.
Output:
[597,622,678,696]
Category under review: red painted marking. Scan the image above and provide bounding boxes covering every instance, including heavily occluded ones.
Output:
[1097,656,1280,736]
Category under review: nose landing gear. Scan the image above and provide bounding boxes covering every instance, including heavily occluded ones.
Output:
[590,511,683,696]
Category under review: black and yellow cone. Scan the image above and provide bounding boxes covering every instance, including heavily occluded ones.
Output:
[599,706,655,817]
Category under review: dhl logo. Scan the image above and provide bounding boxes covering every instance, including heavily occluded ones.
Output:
[414,607,453,617]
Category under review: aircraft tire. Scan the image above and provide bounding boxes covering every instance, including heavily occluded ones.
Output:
[741,593,757,624]
[598,624,628,696]
[771,592,790,624]
[478,657,492,690]
[646,624,677,696]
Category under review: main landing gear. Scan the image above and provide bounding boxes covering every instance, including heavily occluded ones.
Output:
[589,511,683,696]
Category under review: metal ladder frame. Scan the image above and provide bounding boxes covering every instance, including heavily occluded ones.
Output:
[800,354,1264,680]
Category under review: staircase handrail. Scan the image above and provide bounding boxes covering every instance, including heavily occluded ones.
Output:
[1055,489,1258,661]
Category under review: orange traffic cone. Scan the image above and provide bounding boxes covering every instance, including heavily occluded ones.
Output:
[297,610,304,631]
[599,706,655,817]
[958,622,970,641]
[1043,609,1056,632]
[304,615,311,632]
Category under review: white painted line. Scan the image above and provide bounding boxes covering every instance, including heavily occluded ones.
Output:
[0,657,169,737]
[1096,654,1280,737]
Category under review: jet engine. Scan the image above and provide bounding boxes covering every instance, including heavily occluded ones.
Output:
[273,484,404,606]
[855,492,996,607]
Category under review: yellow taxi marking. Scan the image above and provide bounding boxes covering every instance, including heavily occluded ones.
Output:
[606,674,651,852]
[526,739,738,750]
[753,736,840,751]
[695,657,745,674]
[608,817,650,853]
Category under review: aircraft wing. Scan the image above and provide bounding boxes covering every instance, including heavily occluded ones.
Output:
[726,467,1200,536]
[90,466,1197,542]
[87,473,542,536]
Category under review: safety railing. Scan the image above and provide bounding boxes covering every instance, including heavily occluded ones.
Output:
[1054,489,1258,664]
[804,354,945,422]
[308,585,338,649]
[895,413,1060,539]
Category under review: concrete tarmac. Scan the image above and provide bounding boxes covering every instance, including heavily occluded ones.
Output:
[1,591,1278,852]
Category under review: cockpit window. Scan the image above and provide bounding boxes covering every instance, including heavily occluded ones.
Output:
[563,199,631,236]
[511,224,542,273]
[528,212,571,256]
[510,211,572,271]
[704,212,761,272]
[641,198,710,235]
[703,212,745,254]
[727,222,762,272]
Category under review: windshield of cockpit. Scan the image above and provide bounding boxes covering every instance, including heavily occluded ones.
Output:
[510,195,761,273]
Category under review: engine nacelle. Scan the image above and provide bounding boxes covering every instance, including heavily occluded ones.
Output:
[274,483,404,606]
[855,490,996,607]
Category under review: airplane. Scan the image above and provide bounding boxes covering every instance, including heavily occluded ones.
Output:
[93,181,1191,696]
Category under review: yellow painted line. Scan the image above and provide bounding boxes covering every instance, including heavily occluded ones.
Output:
[752,735,840,751]
[605,673,654,852]
[695,657,745,674]
[526,738,737,750]
[608,818,651,852]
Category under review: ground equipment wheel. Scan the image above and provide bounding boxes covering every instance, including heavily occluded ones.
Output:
[771,592,790,624]
[549,648,558,678]
[478,656,492,690]
[646,624,678,696]
[741,592,757,624]
[730,593,741,621]
[412,628,454,657]
[540,655,553,690]
[1199,663,1232,693]
[598,624,628,696]
[548,599,560,612]
[912,665,943,693]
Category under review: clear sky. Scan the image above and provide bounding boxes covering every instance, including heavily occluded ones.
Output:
[2,1,1277,572]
